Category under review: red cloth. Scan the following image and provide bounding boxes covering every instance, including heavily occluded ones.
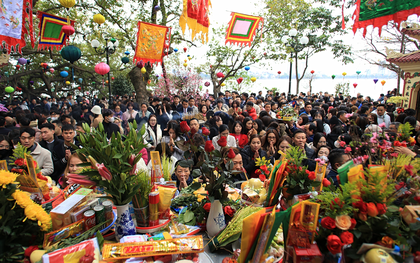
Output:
[139,148,148,164]
[246,107,258,120]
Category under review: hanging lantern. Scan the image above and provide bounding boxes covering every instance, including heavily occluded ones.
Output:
[62,25,75,36]
[310,70,315,74]
[174,48,178,52]
[121,57,129,64]
[188,57,192,60]
[141,67,147,74]
[277,71,281,74]
[65,81,71,85]
[93,14,105,25]
[95,62,110,75]
[373,78,378,84]
[78,86,81,91]
[184,59,187,63]
[78,78,83,83]
[353,83,358,88]
[204,81,210,87]
[16,65,21,70]
[50,68,55,73]
[5,86,14,93]
[183,47,187,52]
[106,80,109,84]
[16,87,22,91]
[342,72,347,76]
[60,71,69,78]
[147,79,152,85]
[26,59,31,64]
[154,5,161,11]
[221,83,226,87]
[61,45,82,64]
[18,58,27,65]
[381,80,386,86]
[111,77,115,80]
[58,0,75,8]
[64,66,70,71]
[41,63,48,69]
[216,72,224,78]
[136,60,144,68]
[236,77,243,85]
[356,71,361,75]
[251,77,257,82]
[124,51,130,55]
[331,75,336,79]
[244,66,250,71]
[183,63,188,68]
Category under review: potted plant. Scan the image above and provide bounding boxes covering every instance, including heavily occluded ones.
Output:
[75,122,147,241]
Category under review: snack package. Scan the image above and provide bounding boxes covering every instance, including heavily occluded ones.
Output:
[43,219,85,249]
[102,236,204,261]
[120,235,148,243]
[157,185,176,219]
[42,238,101,263]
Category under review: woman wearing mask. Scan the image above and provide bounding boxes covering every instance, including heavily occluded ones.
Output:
[240,134,268,178]
[145,114,162,150]
[0,135,13,169]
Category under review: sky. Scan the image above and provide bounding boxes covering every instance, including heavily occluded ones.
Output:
[180,0,420,78]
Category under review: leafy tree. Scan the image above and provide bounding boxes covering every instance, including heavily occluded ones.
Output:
[112,75,134,96]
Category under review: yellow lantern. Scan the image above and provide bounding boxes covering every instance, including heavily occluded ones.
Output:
[65,81,70,85]
[251,77,257,82]
[141,67,146,74]
[221,83,226,87]
[93,14,105,25]
[188,57,192,60]
[183,63,188,68]
[342,72,347,76]
[59,0,75,8]
[106,80,109,84]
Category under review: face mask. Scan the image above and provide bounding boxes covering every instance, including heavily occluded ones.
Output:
[51,117,58,121]
[109,117,115,123]
[334,140,340,148]
[0,149,11,157]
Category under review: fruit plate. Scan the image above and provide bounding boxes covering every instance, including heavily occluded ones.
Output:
[135,219,171,234]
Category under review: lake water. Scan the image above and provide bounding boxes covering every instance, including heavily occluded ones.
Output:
[205,78,400,99]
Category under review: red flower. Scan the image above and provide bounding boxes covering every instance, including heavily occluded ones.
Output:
[36,173,48,182]
[330,198,344,209]
[24,246,39,258]
[320,217,336,230]
[395,182,406,191]
[202,127,210,136]
[414,196,420,203]
[227,149,236,159]
[96,163,112,181]
[261,165,269,175]
[405,164,414,177]
[191,127,197,137]
[224,206,235,217]
[366,202,379,217]
[394,141,401,147]
[327,235,343,255]
[376,203,387,215]
[203,202,211,212]
[340,231,354,245]
[259,173,267,182]
[339,141,346,147]
[14,158,26,167]
[350,218,357,229]
[322,178,331,187]
[217,136,227,147]
[344,147,352,154]
[180,121,190,133]
[204,141,215,153]
[306,170,316,180]
[352,199,367,213]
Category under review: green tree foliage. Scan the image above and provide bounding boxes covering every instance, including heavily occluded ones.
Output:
[112,75,134,96]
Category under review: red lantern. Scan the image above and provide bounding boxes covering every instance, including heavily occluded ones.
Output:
[78,86,81,91]
[136,60,144,69]
[183,47,187,52]
[216,72,224,78]
[62,25,75,36]
[42,63,48,69]
[264,52,267,56]
[236,77,243,85]
[353,83,358,88]
[16,87,22,91]
[277,71,281,74]
[111,77,115,80]
[310,70,315,74]
[16,65,21,70]
[204,81,210,87]
[94,62,110,75]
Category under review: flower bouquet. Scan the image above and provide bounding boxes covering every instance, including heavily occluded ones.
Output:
[276,104,298,121]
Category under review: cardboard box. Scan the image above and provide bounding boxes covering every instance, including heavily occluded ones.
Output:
[50,188,93,230]
[291,244,322,263]
[401,205,420,225]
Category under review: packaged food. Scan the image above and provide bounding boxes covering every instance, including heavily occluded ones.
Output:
[102,236,204,261]
[42,238,101,263]
[43,219,85,249]
[157,185,176,219]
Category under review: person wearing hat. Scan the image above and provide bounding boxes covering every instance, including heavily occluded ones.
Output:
[90,105,103,128]
[102,109,121,139]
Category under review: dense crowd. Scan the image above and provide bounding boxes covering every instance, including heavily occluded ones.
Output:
[1,87,420,191]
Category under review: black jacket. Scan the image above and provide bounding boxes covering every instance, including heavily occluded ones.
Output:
[240,145,268,177]
[103,121,121,139]
[39,137,67,182]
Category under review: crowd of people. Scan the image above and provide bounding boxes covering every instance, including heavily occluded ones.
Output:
[1,87,420,191]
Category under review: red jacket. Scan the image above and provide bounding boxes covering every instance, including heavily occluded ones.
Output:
[246,107,258,120]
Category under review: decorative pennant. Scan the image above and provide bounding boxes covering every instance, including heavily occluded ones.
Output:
[352,0,420,37]
[0,0,35,54]
[133,21,171,65]
[179,0,211,43]
[225,12,263,47]
[37,11,75,51]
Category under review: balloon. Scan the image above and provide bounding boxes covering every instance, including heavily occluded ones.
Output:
[121,57,129,64]
[16,87,22,91]
[221,83,226,87]
[111,77,115,80]
[78,78,83,83]
[331,75,335,79]
[26,59,31,64]
[94,62,110,75]
[50,68,55,73]
[204,81,210,87]
[373,78,378,84]
[183,63,188,68]
[187,55,190,57]
[244,66,250,71]
[16,65,21,70]
[277,71,281,74]
[251,77,257,82]
[342,72,347,76]
[92,81,95,84]
[41,63,48,69]
[310,70,315,74]
[183,47,187,52]
[18,58,27,65]
[124,51,130,55]
[66,81,71,85]
[381,80,386,86]
[93,14,105,25]
[356,71,361,75]
[78,87,81,91]
[141,67,147,74]
[147,79,151,84]
[106,80,109,84]
[60,71,69,78]
[216,72,224,78]
[236,77,243,85]
[353,83,358,88]
[86,91,89,95]
[188,57,192,60]
[5,86,14,93]
[136,60,144,68]
[62,25,75,36]
[174,48,178,52]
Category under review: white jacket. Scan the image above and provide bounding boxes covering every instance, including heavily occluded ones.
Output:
[212,134,237,151]
[145,124,162,148]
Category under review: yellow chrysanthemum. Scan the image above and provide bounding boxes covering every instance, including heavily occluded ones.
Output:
[36,211,52,231]
[0,170,19,185]
[12,190,33,209]
[24,204,39,221]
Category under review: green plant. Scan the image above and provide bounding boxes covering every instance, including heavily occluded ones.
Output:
[335,82,350,97]
[75,122,147,205]
[132,170,152,208]
[161,156,174,181]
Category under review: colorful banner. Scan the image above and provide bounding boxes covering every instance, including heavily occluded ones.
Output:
[0,0,34,53]
[225,12,263,47]
[133,21,171,65]
[179,0,211,43]
[353,0,420,37]
[37,11,75,51]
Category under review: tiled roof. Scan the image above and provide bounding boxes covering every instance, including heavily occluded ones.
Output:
[387,51,420,63]
[402,28,420,37]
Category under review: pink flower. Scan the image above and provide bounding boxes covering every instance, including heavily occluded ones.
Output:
[379,123,386,128]
[96,163,112,180]
[314,158,326,166]
[390,152,398,158]
[371,149,375,153]
[344,147,352,153]
[362,155,369,161]
[339,141,346,147]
